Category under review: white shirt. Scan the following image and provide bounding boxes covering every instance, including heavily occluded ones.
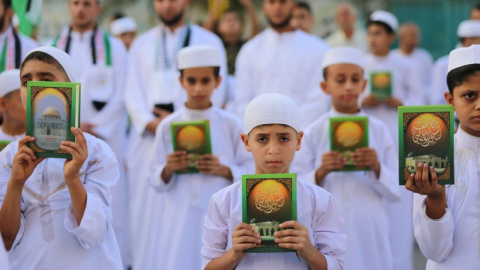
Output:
[0,128,23,143]
[132,106,253,270]
[325,29,368,53]
[292,108,399,270]
[0,26,38,68]
[234,28,330,128]
[0,134,122,269]
[0,237,10,270]
[413,127,480,269]
[430,55,449,105]
[392,48,434,104]
[201,180,346,270]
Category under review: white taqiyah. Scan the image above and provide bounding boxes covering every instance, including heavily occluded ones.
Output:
[0,69,20,97]
[370,10,398,32]
[448,44,480,73]
[177,45,221,70]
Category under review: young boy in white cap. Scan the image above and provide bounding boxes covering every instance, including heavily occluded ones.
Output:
[406,44,480,270]
[0,47,122,269]
[293,47,399,270]
[110,17,136,50]
[201,93,346,270]
[0,69,25,145]
[143,45,253,270]
[363,10,420,270]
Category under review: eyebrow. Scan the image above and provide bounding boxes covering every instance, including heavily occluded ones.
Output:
[255,132,293,136]
[20,72,56,80]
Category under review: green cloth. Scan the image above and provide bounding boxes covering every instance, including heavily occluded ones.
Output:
[224,40,245,75]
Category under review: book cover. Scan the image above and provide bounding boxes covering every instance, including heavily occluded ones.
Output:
[26,81,81,159]
[330,116,369,171]
[242,173,297,253]
[370,71,392,100]
[170,119,212,174]
[398,105,454,185]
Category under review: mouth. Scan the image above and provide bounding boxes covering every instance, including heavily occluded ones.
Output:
[193,96,205,101]
[343,94,356,100]
[266,160,282,165]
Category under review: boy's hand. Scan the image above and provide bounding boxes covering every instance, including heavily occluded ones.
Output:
[165,151,191,172]
[361,95,381,108]
[196,154,233,180]
[61,128,88,182]
[351,147,380,177]
[274,221,316,260]
[10,136,45,186]
[405,162,446,219]
[231,222,261,260]
[384,97,403,108]
[146,108,171,134]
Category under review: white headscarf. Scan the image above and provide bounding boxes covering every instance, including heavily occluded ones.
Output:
[24,46,78,82]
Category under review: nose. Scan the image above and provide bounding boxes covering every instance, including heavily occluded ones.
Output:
[267,141,280,155]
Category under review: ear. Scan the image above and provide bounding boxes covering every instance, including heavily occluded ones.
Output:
[295,131,304,151]
[240,133,252,152]
[178,75,186,90]
[444,91,454,106]
[214,75,222,89]
[320,81,329,95]
[0,97,7,112]
[387,33,396,45]
[360,78,367,94]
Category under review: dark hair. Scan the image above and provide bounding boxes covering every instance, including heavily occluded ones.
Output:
[2,0,11,9]
[21,51,68,78]
[446,64,480,93]
[112,12,125,21]
[322,66,364,80]
[179,66,221,78]
[472,3,480,10]
[367,20,394,35]
[295,2,312,13]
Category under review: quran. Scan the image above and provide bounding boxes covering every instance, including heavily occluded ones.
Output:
[242,173,297,253]
[398,105,454,185]
[26,81,81,159]
[370,71,392,100]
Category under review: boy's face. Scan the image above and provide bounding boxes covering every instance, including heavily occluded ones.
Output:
[218,12,242,37]
[241,124,303,174]
[367,24,395,55]
[20,60,70,108]
[445,73,480,137]
[116,32,135,50]
[69,0,101,30]
[291,7,313,33]
[321,64,366,114]
[0,90,26,125]
[179,67,221,110]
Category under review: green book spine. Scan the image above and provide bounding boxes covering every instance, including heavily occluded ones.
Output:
[242,173,297,253]
[398,105,454,185]
[26,81,81,159]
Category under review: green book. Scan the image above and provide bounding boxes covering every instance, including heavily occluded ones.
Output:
[330,116,369,171]
[26,81,81,159]
[370,71,392,100]
[0,140,11,152]
[170,119,212,174]
[398,105,454,185]
[242,173,297,253]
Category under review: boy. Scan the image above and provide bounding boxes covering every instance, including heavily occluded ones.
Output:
[143,45,253,270]
[0,70,25,143]
[0,47,122,269]
[406,44,480,269]
[201,93,346,269]
[293,47,399,270]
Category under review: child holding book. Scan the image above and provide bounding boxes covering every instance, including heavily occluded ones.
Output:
[0,70,25,144]
[406,45,480,269]
[201,93,346,270]
[0,47,122,269]
[144,45,253,270]
[293,47,400,270]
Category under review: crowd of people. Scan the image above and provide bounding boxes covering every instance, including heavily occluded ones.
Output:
[0,0,480,269]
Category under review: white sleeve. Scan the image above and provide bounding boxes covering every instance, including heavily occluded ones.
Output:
[233,45,254,119]
[292,125,319,184]
[313,191,347,270]
[413,194,454,262]
[148,118,176,191]
[64,138,120,249]
[124,39,156,136]
[0,237,10,270]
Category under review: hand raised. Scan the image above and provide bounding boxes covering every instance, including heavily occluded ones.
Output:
[61,128,88,181]
[10,136,45,186]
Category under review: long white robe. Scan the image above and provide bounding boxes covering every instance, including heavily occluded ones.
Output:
[62,29,129,265]
[201,179,347,270]
[413,126,480,269]
[0,237,10,270]
[0,134,122,269]
[363,52,420,270]
[430,55,449,105]
[392,48,434,104]
[0,26,38,68]
[326,29,368,52]
[292,108,399,270]
[124,23,228,267]
[134,106,253,270]
[234,28,330,128]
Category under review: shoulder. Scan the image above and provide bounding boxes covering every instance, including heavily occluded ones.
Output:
[239,30,268,51]
[107,35,127,52]
[297,30,329,48]
[434,55,449,67]
[297,180,335,210]
[18,34,39,51]
[85,133,115,157]
[129,27,157,52]
[210,181,242,207]
[191,24,222,44]
[156,110,184,134]
[213,107,242,126]
[304,113,330,133]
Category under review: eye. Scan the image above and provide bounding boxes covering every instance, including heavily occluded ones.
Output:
[280,136,290,142]
[335,78,346,83]
[463,92,476,99]
[257,137,267,143]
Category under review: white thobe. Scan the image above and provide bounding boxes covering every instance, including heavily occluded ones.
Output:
[124,23,228,267]
[0,134,122,269]
[413,127,480,269]
[0,237,10,270]
[0,128,23,142]
[133,106,253,270]
[292,108,399,270]
[430,55,449,105]
[392,48,434,104]
[363,52,420,270]
[325,29,368,52]
[0,27,38,67]
[201,180,347,270]
[64,29,129,265]
[234,28,330,128]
